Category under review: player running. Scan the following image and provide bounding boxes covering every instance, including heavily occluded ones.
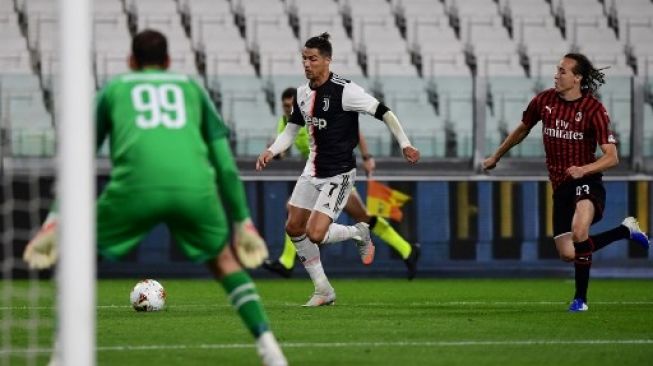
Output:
[263,87,420,280]
[483,53,650,312]
[256,33,420,306]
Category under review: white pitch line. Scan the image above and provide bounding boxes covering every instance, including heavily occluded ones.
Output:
[2,300,653,311]
[2,339,652,355]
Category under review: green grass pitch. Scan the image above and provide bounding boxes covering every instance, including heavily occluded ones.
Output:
[4,278,653,365]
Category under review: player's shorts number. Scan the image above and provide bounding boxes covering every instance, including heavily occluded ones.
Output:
[131,83,187,129]
[576,184,590,196]
[328,182,338,197]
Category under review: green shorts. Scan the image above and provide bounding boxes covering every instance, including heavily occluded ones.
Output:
[97,187,229,262]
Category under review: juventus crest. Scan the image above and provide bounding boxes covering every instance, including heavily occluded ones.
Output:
[322,97,330,111]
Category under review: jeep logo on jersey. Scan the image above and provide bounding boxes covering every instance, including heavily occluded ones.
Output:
[305,116,327,129]
[322,97,330,111]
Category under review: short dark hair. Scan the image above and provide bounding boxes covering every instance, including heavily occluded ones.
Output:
[281,87,296,101]
[132,29,168,68]
[304,32,332,58]
[564,53,606,94]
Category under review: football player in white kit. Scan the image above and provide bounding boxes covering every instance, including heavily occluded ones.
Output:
[257,33,420,306]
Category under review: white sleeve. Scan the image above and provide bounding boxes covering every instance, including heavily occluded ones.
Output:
[267,123,300,156]
[383,111,412,149]
[342,82,379,116]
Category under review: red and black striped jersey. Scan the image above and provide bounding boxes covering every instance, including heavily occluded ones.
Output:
[521,88,616,189]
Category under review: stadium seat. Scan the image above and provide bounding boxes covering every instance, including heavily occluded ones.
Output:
[0,0,650,161]
[597,74,632,154]
[485,76,539,156]
[246,15,299,63]
[460,16,517,58]
[569,17,624,58]
[297,15,357,71]
[499,0,551,20]
[9,127,55,156]
[222,89,275,156]
[516,16,572,73]
[553,0,606,23]
[0,52,32,75]
[383,84,445,157]
[391,0,446,18]
[406,15,468,77]
[3,89,54,156]
[446,0,499,18]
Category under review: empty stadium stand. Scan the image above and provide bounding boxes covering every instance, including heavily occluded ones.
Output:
[0,0,651,165]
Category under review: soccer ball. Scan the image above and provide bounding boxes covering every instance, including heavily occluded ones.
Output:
[130,279,166,312]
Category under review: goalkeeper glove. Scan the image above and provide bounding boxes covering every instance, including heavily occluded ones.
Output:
[23,213,58,270]
[233,218,268,269]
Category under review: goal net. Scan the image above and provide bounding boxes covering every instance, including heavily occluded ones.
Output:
[1,0,95,365]
[1,161,56,366]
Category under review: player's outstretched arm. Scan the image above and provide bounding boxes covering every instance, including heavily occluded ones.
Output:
[256,123,301,171]
[210,138,250,221]
[380,110,420,164]
[23,212,58,269]
[209,138,269,268]
[24,78,115,270]
[483,122,531,171]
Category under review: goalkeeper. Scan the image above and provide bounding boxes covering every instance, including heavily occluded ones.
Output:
[23,30,287,366]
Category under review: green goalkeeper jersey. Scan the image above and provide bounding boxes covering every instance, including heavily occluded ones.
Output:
[95,68,248,221]
[96,69,227,191]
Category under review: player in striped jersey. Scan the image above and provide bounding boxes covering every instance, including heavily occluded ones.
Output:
[256,33,420,306]
[483,53,650,312]
[262,88,421,280]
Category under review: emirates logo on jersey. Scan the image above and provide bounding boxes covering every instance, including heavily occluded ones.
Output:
[543,119,584,140]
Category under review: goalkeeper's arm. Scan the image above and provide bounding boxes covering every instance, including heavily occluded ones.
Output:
[208,137,250,222]
[208,137,268,268]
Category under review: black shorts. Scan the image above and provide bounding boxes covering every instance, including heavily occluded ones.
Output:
[552,178,606,237]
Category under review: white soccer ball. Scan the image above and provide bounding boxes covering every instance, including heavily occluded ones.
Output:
[130,279,166,312]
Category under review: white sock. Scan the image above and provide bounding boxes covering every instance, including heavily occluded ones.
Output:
[256,331,288,366]
[291,234,333,294]
[321,223,358,244]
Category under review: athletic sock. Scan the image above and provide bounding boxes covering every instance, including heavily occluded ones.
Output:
[221,271,269,337]
[371,216,412,259]
[573,239,594,302]
[278,234,296,269]
[291,234,333,294]
[321,223,358,244]
[590,225,630,252]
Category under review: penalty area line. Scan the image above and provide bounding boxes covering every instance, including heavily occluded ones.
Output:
[2,339,653,355]
[2,300,653,311]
